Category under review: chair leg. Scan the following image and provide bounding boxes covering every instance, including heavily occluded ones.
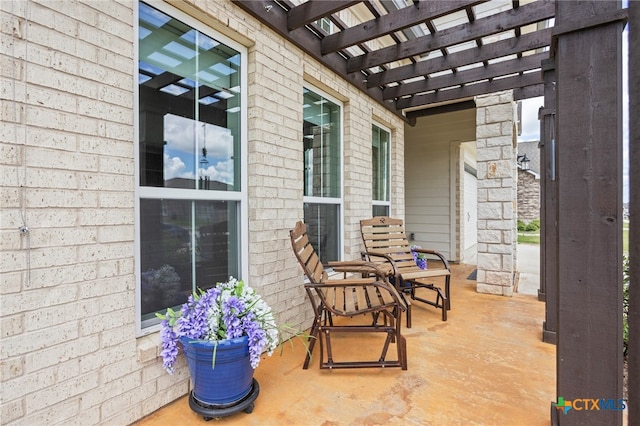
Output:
[441,294,447,321]
[395,312,408,370]
[434,287,447,321]
[303,317,319,369]
[399,334,407,370]
[317,328,327,368]
[445,275,451,310]
[377,331,393,362]
[408,281,449,322]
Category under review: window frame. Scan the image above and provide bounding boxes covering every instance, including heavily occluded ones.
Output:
[134,0,249,336]
[372,122,392,216]
[302,85,344,262]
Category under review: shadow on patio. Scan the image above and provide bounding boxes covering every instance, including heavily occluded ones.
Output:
[135,263,555,425]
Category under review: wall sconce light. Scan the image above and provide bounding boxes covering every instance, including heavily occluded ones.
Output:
[517,153,530,171]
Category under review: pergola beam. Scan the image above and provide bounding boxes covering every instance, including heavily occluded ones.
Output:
[513,83,543,100]
[384,51,547,99]
[366,27,552,88]
[287,1,361,31]
[321,0,485,54]
[231,0,410,123]
[395,71,541,109]
[348,0,554,73]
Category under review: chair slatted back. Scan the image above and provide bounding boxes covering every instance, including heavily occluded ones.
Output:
[360,216,423,275]
[290,221,328,284]
[360,216,451,323]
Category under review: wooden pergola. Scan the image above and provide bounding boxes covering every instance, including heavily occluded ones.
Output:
[233,1,635,424]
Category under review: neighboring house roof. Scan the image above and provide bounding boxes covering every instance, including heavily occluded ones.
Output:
[517,140,541,175]
[518,166,540,180]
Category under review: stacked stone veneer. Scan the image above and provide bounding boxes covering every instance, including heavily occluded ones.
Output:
[0,1,405,424]
[475,91,517,296]
[517,169,540,223]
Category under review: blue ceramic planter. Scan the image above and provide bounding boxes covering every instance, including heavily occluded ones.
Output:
[180,335,254,406]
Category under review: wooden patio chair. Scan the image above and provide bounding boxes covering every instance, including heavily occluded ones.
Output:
[360,216,451,326]
[289,221,408,370]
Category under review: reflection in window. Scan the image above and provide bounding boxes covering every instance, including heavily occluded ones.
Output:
[303,89,341,198]
[137,2,244,329]
[138,2,241,191]
[373,204,390,217]
[372,124,391,216]
[302,88,342,264]
[139,199,239,321]
[162,114,234,190]
[303,202,340,264]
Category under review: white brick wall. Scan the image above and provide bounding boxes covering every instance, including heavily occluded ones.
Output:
[1,0,406,424]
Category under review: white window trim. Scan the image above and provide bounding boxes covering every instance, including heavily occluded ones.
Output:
[134,1,248,336]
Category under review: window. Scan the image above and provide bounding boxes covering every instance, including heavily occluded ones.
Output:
[316,17,333,34]
[372,124,391,216]
[302,87,342,264]
[137,2,246,331]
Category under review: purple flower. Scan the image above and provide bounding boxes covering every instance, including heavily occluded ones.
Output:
[159,320,179,374]
[411,245,428,270]
[417,258,427,270]
[157,277,279,374]
[222,296,245,338]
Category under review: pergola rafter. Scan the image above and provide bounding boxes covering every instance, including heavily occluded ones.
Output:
[233,0,555,118]
[366,26,552,87]
[349,0,554,74]
[320,0,484,55]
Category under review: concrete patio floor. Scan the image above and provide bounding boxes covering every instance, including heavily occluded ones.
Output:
[135,263,556,425]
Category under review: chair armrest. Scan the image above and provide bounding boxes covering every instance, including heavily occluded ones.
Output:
[326,260,388,278]
[359,251,399,277]
[411,248,451,270]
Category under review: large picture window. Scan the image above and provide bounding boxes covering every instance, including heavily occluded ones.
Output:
[302,88,342,264]
[137,2,246,330]
[372,124,391,216]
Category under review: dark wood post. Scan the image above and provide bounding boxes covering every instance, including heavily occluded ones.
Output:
[539,58,557,344]
[629,1,639,423]
[554,1,624,425]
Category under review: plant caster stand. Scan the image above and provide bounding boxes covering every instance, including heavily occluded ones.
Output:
[188,378,260,421]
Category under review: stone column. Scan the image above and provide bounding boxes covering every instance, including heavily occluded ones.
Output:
[475,91,517,296]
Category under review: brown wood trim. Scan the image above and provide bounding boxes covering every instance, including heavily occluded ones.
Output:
[385,51,548,99]
[367,27,553,88]
[628,2,639,423]
[405,100,476,119]
[287,1,361,31]
[231,0,410,123]
[540,61,557,345]
[555,1,624,423]
[514,84,544,100]
[321,0,484,55]
[550,7,628,57]
[349,0,554,73]
[396,72,541,109]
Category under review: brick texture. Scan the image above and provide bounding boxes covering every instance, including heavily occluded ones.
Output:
[0,0,406,424]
